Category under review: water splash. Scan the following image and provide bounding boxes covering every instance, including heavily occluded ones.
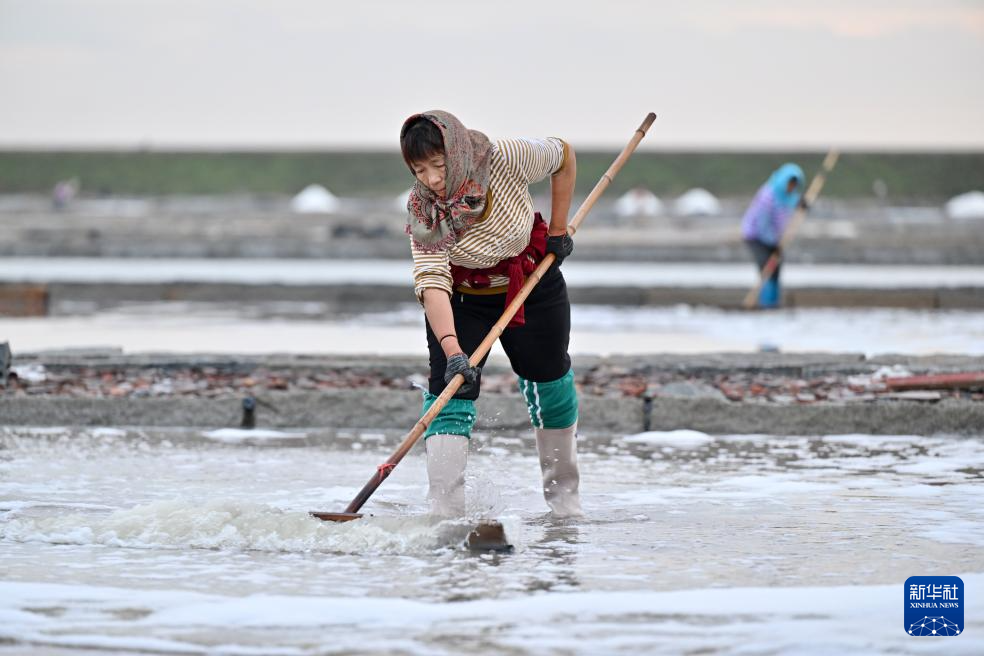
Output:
[1,499,484,555]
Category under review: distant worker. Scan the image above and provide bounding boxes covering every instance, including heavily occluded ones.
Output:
[52,178,79,211]
[740,163,806,308]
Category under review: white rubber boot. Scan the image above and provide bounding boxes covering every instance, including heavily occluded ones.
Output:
[426,434,468,517]
[535,423,583,517]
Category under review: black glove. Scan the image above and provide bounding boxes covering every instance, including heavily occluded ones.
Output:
[798,197,810,211]
[444,352,481,395]
[546,233,574,266]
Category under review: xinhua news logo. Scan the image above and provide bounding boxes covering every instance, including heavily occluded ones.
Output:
[904,576,963,637]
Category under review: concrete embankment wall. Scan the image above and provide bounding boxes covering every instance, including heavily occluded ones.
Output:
[3,390,982,437]
[4,353,982,436]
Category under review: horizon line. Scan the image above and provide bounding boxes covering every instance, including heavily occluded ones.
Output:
[1,142,983,155]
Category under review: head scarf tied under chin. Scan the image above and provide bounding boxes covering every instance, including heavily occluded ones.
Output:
[402,111,492,253]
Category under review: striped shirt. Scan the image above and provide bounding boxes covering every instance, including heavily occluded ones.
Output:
[411,137,568,300]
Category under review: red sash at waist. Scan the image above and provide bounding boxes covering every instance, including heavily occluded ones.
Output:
[450,213,548,328]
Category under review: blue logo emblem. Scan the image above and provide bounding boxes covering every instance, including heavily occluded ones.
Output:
[905,576,963,636]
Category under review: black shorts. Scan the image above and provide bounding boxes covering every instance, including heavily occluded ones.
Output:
[425,266,572,400]
[746,239,781,282]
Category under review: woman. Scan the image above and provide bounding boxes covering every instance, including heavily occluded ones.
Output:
[400,110,581,518]
[740,163,805,308]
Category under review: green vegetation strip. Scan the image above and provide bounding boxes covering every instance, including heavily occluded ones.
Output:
[1,150,981,200]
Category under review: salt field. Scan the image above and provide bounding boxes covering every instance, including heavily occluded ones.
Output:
[4,2,983,654]
[1,426,982,654]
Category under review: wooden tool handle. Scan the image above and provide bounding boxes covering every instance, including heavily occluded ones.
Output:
[343,112,658,514]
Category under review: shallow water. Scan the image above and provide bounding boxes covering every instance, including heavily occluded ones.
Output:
[4,257,984,288]
[5,303,984,356]
[2,426,983,654]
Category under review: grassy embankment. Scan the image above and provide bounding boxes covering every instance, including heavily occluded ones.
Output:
[1,150,981,201]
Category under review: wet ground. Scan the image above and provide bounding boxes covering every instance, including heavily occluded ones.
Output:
[2,426,982,654]
[3,301,984,357]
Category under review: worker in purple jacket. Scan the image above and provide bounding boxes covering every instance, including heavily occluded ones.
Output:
[740,163,806,308]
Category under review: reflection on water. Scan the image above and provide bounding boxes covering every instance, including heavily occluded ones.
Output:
[525,520,581,594]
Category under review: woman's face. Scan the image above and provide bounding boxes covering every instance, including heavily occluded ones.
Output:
[786,178,800,194]
[412,152,447,199]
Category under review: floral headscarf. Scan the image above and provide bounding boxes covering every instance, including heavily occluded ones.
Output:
[402,111,492,253]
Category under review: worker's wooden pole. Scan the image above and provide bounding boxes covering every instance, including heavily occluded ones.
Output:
[741,150,840,309]
[315,113,657,521]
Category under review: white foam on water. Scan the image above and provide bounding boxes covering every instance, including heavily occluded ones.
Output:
[1,576,981,655]
[621,429,713,448]
[895,459,973,475]
[2,426,70,437]
[0,500,118,513]
[821,433,926,446]
[0,499,483,555]
[918,520,984,546]
[202,428,309,442]
[90,427,128,438]
[603,489,681,506]
[711,474,843,497]
[873,484,945,498]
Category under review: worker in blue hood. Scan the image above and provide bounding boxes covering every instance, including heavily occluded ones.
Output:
[740,163,805,308]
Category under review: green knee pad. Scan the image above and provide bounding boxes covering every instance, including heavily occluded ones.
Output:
[422,392,476,439]
[518,369,578,429]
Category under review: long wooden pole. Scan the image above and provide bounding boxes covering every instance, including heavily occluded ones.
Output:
[326,113,657,518]
[741,150,840,309]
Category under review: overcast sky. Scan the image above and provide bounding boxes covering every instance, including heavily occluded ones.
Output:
[1,0,982,150]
